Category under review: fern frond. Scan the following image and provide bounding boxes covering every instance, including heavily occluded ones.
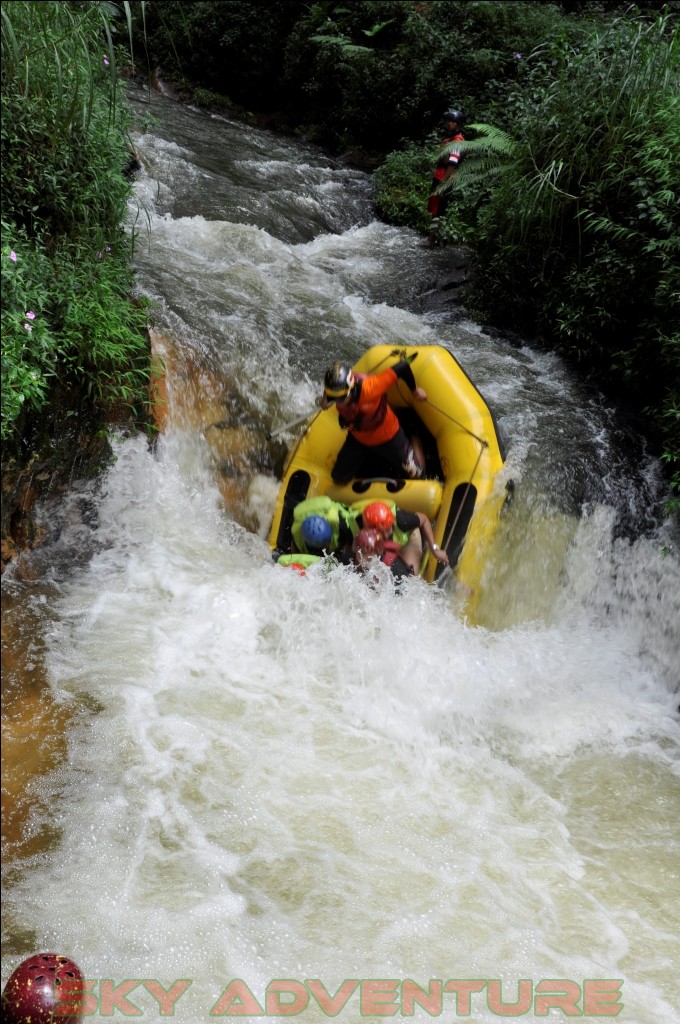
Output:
[466,123,517,152]
[436,123,518,191]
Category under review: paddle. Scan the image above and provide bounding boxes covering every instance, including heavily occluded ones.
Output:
[434,565,453,589]
[266,408,317,441]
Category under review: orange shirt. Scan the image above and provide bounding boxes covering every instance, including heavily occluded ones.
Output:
[433,131,464,181]
[339,368,400,446]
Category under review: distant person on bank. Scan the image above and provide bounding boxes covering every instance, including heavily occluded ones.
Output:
[427,109,465,247]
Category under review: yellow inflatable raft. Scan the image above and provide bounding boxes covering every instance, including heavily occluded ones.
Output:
[268,344,508,588]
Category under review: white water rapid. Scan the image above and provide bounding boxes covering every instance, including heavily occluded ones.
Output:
[2,85,679,1024]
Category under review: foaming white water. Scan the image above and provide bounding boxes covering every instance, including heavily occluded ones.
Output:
[128,85,374,243]
[4,85,680,1024]
[3,435,679,1023]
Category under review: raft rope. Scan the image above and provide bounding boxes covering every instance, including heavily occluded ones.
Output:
[348,349,491,553]
[364,347,409,375]
[387,348,488,446]
[352,349,492,576]
[420,395,487,447]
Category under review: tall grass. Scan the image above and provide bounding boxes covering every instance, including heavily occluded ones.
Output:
[1,1,150,448]
[471,12,680,505]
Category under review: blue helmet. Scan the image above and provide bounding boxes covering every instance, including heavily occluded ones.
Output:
[301,515,333,552]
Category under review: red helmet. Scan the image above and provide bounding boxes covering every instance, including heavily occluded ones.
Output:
[353,528,385,563]
[2,953,85,1023]
[362,502,395,532]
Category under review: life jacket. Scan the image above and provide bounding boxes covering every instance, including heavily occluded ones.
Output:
[349,499,411,548]
[381,539,404,567]
[433,132,464,180]
[291,496,359,553]
[339,374,387,434]
[338,369,401,446]
[277,553,323,571]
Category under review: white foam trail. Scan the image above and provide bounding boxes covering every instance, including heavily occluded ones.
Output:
[3,436,678,1024]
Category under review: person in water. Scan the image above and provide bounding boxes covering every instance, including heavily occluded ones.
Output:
[283,524,403,581]
[288,497,359,556]
[352,528,386,571]
[351,523,422,585]
[320,358,427,484]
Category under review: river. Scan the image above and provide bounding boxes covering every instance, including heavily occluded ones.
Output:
[1,84,679,1023]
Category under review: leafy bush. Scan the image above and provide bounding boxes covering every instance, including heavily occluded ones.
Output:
[139,1,580,154]
[468,13,680,495]
[1,1,150,448]
[397,0,581,132]
[1,229,150,441]
[373,143,432,230]
[139,1,307,110]
[1,234,54,431]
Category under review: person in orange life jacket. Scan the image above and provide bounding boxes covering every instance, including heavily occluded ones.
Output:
[320,358,427,484]
[361,500,449,576]
[427,109,465,247]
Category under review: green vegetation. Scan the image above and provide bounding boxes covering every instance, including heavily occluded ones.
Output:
[374,123,517,245]
[140,0,675,507]
[140,1,307,113]
[470,12,680,511]
[139,1,579,154]
[1,1,150,454]
[2,0,677,515]
[373,143,433,233]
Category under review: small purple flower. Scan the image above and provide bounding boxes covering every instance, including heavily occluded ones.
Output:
[97,252,103,259]
[513,51,523,61]
[26,311,36,320]
[24,323,33,332]
[10,251,17,261]
[104,57,110,67]
[105,245,112,253]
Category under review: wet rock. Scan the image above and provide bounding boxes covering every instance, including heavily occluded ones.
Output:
[417,251,472,315]
[123,144,142,179]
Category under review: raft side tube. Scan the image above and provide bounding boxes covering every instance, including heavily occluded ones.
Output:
[434,482,478,580]
[327,478,443,521]
[274,469,311,551]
